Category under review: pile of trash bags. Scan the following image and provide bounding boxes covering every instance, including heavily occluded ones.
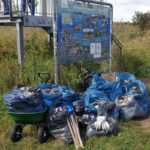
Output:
[85,72,149,120]
[3,72,149,143]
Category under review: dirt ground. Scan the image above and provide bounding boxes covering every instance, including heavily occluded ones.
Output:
[137,79,150,132]
[140,118,150,132]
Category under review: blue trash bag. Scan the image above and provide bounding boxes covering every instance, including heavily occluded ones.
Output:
[92,73,124,102]
[91,73,114,91]
[37,84,62,107]
[124,80,149,115]
[3,85,46,112]
[57,86,75,104]
[74,92,86,101]
[116,72,136,82]
[109,82,124,102]
[37,84,75,106]
[86,88,110,104]
[85,73,124,110]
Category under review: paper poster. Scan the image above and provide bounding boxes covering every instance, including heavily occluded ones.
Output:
[62,14,73,25]
[96,43,101,54]
[83,29,94,40]
[62,0,68,8]
[90,43,96,54]
[57,0,112,64]
[94,54,101,58]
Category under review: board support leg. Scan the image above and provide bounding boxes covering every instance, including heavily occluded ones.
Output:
[52,0,58,84]
[16,22,25,69]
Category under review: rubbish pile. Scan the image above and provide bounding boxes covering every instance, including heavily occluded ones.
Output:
[3,72,149,148]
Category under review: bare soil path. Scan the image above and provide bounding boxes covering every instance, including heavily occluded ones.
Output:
[137,78,150,132]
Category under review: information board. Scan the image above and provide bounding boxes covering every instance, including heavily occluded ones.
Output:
[57,0,112,64]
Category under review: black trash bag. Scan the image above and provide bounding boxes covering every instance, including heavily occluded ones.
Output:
[3,85,46,112]
[82,69,95,90]
[86,119,118,138]
[97,101,116,116]
[115,95,145,120]
[46,101,73,144]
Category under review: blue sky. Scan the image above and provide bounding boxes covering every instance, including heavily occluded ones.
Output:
[108,0,150,22]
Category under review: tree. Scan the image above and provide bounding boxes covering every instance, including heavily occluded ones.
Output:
[132,11,150,31]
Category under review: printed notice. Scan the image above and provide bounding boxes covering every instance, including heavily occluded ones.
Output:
[90,43,96,54]
[96,43,101,54]
[62,0,68,8]
[94,54,101,58]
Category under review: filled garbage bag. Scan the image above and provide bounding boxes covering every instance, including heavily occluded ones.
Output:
[37,84,61,107]
[86,118,118,138]
[97,101,120,120]
[58,86,75,105]
[124,80,149,115]
[3,85,46,112]
[86,101,118,138]
[115,95,145,120]
[46,101,73,144]
[82,69,95,90]
[85,73,124,111]
[85,72,149,118]
[37,84,75,107]
[116,72,136,82]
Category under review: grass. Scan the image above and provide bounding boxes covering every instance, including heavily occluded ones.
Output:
[113,23,150,77]
[0,91,150,150]
[0,24,150,149]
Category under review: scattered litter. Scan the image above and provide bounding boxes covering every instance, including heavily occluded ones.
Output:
[130,86,142,94]
[122,80,132,85]
[115,95,134,107]
[43,88,61,95]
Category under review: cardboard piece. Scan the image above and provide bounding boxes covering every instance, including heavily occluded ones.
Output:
[101,73,116,82]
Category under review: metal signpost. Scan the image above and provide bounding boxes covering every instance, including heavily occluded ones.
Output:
[53,0,113,83]
[52,0,59,84]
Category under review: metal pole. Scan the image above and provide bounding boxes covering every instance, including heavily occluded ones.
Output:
[16,22,25,68]
[52,0,58,84]
[48,33,51,48]
[109,7,113,73]
[17,0,19,12]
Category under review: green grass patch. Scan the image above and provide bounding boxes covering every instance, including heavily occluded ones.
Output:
[0,24,150,150]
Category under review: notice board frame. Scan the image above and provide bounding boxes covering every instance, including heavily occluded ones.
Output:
[52,0,113,84]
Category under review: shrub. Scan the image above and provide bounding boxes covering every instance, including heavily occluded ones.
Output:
[132,11,150,31]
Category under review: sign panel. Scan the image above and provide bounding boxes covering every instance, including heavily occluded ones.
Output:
[57,0,112,64]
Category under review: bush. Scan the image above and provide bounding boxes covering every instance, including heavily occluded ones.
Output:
[132,11,150,31]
